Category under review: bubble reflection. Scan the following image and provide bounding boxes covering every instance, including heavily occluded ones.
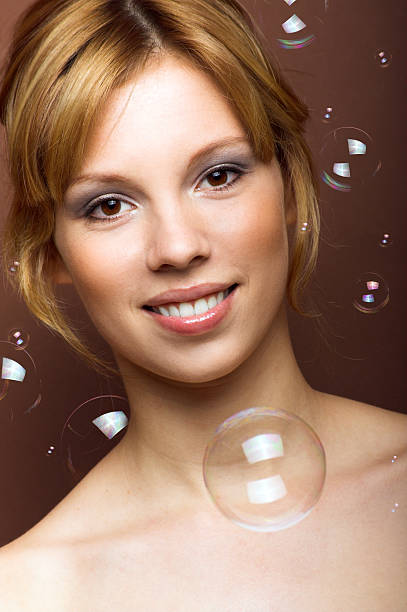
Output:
[353,273,389,314]
[8,329,30,350]
[322,106,333,124]
[380,233,392,247]
[0,341,42,423]
[375,49,392,68]
[320,127,381,192]
[8,260,20,274]
[60,395,129,478]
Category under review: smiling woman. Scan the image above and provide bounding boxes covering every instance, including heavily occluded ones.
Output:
[0,1,406,611]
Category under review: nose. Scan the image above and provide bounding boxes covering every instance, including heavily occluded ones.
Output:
[145,201,211,272]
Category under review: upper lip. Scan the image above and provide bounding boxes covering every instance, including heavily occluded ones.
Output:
[144,282,234,307]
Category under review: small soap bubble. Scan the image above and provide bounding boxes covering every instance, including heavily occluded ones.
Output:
[262,0,326,51]
[60,395,129,479]
[375,49,392,68]
[380,233,392,247]
[353,273,389,314]
[391,502,399,513]
[300,222,310,232]
[8,260,20,274]
[322,106,333,124]
[320,127,381,192]
[203,407,326,532]
[8,329,30,350]
[391,455,398,463]
[46,444,56,456]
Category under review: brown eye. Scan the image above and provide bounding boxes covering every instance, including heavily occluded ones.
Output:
[101,199,122,215]
[207,170,228,187]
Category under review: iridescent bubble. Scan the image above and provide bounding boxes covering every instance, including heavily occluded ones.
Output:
[203,407,326,532]
[0,341,42,424]
[60,395,129,479]
[320,127,381,192]
[8,260,20,274]
[353,273,389,314]
[322,106,333,124]
[379,233,393,247]
[8,329,30,350]
[300,221,310,232]
[375,49,392,68]
[391,455,398,463]
[391,503,399,513]
[262,0,326,51]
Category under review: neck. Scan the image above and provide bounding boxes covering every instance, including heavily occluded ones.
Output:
[111,305,319,516]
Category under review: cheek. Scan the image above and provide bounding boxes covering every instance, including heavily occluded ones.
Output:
[215,189,288,266]
[60,233,142,306]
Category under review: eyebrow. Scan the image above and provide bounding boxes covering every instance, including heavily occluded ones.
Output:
[68,136,251,189]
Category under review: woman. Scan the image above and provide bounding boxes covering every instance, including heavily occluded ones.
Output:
[0,0,405,609]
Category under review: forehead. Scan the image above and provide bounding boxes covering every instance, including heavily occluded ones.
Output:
[79,54,248,175]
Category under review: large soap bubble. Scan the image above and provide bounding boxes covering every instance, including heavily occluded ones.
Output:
[203,407,326,532]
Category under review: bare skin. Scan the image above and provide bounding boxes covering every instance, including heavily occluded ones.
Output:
[0,54,405,610]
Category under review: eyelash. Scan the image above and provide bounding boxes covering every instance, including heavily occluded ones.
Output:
[84,165,246,224]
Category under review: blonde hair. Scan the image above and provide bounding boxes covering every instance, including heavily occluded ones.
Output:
[0,0,320,375]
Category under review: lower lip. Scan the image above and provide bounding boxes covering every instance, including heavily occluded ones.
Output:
[144,287,238,336]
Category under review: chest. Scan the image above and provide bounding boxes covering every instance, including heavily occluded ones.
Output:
[68,491,406,612]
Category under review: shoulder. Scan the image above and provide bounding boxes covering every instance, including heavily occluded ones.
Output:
[0,535,75,611]
[314,391,407,477]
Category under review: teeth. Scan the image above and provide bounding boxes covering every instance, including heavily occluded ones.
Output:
[158,305,170,317]
[152,288,232,318]
[194,298,209,315]
[179,302,195,317]
[208,295,217,309]
[169,305,180,317]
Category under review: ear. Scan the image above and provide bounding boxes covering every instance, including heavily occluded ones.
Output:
[47,244,73,285]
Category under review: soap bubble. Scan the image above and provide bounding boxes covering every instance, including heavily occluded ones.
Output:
[203,407,326,532]
[320,127,381,192]
[60,395,129,479]
[375,49,392,68]
[379,233,392,247]
[8,260,20,274]
[300,221,311,232]
[0,341,42,423]
[8,329,30,350]
[322,106,334,124]
[261,0,327,51]
[353,273,389,314]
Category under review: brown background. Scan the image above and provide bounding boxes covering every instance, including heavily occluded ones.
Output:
[0,0,405,546]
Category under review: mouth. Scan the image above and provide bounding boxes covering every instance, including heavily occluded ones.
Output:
[142,283,239,318]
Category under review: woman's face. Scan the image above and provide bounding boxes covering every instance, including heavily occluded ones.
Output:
[54,54,295,383]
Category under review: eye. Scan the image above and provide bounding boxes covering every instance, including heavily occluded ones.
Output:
[85,196,136,222]
[196,166,244,193]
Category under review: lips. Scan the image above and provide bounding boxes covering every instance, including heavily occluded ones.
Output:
[143,284,238,335]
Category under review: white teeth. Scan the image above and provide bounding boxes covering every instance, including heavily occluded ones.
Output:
[152,288,233,317]
[208,295,217,309]
[179,302,195,317]
[158,306,170,317]
[194,298,209,315]
[169,305,180,317]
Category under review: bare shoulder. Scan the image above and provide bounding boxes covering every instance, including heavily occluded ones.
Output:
[0,532,75,611]
[316,391,407,518]
[316,391,407,460]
